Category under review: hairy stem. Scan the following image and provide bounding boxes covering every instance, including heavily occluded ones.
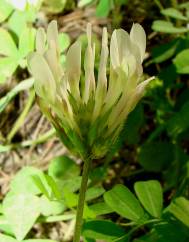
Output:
[73,157,91,242]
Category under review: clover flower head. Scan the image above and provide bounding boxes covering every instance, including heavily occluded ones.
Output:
[28,20,153,159]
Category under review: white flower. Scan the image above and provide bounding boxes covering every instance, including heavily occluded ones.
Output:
[28,21,153,159]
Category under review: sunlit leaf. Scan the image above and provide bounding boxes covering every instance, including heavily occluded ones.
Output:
[104,184,145,222]
[10,166,45,195]
[152,39,180,63]
[3,192,40,241]
[86,186,105,201]
[48,155,80,180]
[39,195,65,216]
[173,49,189,74]
[24,240,58,242]
[0,57,18,83]
[0,0,13,23]
[89,202,113,216]
[19,27,36,59]
[161,8,187,21]
[168,197,189,227]
[0,216,13,235]
[0,28,18,56]
[152,20,188,33]
[0,233,16,242]
[96,0,112,17]
[134,180,163,218]
[58,33,70,53]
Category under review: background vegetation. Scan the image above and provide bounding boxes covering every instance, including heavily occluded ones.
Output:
[0,0,189,242]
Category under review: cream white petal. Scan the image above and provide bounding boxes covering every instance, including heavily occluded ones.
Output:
[27,52,36,74]
[127,76,154,113]
[110,29,131,70]
[83,23,95,103]
[93,27,108,120]
[47,20,59,53]
[106,88,129,131]
[97,27,108,89]
[44,43,62,83]
[66,41,81,100]
[36,27,46,54]
[130,41,141,65]
[107,77,153,135]
[130,23,146,62]
[28,52,56,102]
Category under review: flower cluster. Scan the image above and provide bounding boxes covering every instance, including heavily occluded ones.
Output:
[28,21,152,159]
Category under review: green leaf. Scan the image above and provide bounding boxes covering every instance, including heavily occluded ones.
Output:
[86,186,105,201]
[89,166,107,183]
[3,192,40,241]
[82,220,125,241]
[0,216,13,235]
[84,238,95,242]
[58,176,82,193]
[0,57,18,83]
[44,175,62,200]
[161,8,187,20]
[19,27,36,59]
[10,166,45,195]
[104,184,145,222]
[0,78,34,113]
[168,197,189,227]
[136,218,189,242]
[152,39,180,63]
[115,0,128,5]
[89,202,113,216]
[32,175,51,199]
[0,0,13,23]
[152,20,188,33]
[8,8,36,36]
[48,155,80,180]
[138,142,174,172]
[158,64,178,88]
[39,195,65,216]
[0,233,16,242]
[24,240,58,242]
[83,205,96,219]
[167,101,189,137]
[58,33,70,53]
[134,180,163,218]
[179,2,189,10]
[96,0,112,17]
[0,204,3,213]
[8,11,27,36]
[0,28,18,57]
[173,49,189,74]
[43,214,75,223]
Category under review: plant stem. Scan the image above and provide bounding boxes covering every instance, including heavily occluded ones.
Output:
[73,157,91,242]
[114,218,163,242]
[7,89,35,143]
